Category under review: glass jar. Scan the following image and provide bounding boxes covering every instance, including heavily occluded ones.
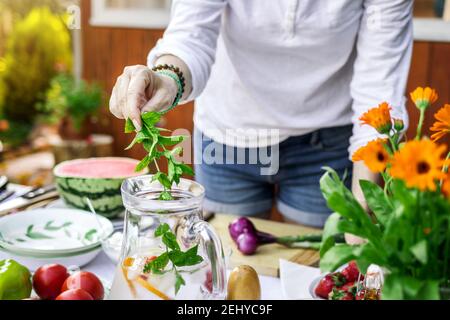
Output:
[108,175,226,300]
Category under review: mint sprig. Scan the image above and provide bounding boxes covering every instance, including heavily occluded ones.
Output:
[143,223,204,294]
[124,111,194,200]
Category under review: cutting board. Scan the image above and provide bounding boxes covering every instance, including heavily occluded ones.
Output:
[209,214,321,277]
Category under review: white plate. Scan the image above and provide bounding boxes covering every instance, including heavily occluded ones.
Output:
[0,246,102,271]
[0,208,113,256]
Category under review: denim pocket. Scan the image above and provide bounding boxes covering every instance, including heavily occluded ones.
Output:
[317,125,352,151]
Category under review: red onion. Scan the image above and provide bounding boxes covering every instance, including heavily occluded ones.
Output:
[228,217,256,242]
[228,217,342,255]
[236,232,259,255]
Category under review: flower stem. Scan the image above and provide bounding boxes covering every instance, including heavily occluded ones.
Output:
[415,108,426,140]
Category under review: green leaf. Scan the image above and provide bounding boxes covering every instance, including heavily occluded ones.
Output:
[319,244,359,273]
[416,281,440,300]
[319,168,382,245]
[157,173,173,189]
[179,163,194,176]
[143,252,169,274]
[84,229,97,242]
[158,135,186,147]
[319,212,343,258]
[175,272,186,294]
[125,118,135,133]
[168,247,204,267]
[359,179,392,226]
[168,159,175,181]
[158,191,174,201]
[171,146,183,156]
[141,111,161,126]
[26,225,53,240]
[162,232,180,251]
[135,155,151,172]
[154,223,170,237]
[125,132,149,150]
[382,274,439,300]
[382,273,405,300]
[410,239,428,264]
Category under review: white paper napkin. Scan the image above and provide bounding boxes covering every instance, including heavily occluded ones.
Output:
[279,259,321,300]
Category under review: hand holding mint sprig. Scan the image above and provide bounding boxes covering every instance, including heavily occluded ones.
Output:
[124,111,194,200]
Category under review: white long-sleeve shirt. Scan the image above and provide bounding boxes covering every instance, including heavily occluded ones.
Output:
[148,0,413,155]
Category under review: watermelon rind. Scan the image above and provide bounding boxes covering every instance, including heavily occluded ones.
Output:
[53,157,148,218]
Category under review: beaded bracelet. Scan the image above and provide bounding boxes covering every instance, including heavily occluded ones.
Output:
[155,70,183,113]
[152,64,186,97]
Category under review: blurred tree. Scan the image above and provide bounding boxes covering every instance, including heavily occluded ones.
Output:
[0,7,72,145]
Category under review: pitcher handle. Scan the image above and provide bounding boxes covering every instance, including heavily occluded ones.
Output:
[192,220,227,299]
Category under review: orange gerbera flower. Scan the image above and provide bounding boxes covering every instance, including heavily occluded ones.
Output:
[430,104,450,142]
[360,102,392,134]
[352,139,390,173]
[410,87,438,110]
[390,140,447,191]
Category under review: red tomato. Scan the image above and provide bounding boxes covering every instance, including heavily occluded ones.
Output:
[61,271,104,300]
[33,264,69,300]
[56,289,94,300]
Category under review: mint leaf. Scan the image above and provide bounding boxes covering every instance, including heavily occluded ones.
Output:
[158,135,186,147]
[179,163,194,176]
[157,173,172,189]
[135,155,151,172]
[175,272,185,294]
[143,252,169,274]
[142,111,161,126]
[155,223,170,237]
[162,232,180,251]
[158,191,174,200]
[125,118,135,133]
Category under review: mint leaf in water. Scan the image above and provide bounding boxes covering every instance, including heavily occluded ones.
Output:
[154,223,170,237]
[175,271,186,294]
[145,224,204,294]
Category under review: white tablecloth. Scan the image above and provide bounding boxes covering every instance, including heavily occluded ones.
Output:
[84,251,284,300]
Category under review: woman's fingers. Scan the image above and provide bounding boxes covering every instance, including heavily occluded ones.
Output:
[109,84,123,119]
[125,68,154,130]
[141,74,178,113]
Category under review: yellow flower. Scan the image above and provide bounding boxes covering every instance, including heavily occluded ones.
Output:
[430,104,450,142]
[390,140,447,191]
[410,87,438,110]
[352,139,390,173]
[360,102,392,134]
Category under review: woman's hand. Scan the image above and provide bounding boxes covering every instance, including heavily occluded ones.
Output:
[347,161,379,245]
[109,65,178,131]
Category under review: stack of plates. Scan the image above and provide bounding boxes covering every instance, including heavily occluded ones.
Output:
[0,208,114,270]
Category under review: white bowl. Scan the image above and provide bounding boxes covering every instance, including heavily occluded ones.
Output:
[0,208,113,256]
[0,246,102,271]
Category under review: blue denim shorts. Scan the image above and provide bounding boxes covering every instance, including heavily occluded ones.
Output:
[193,125,353,228]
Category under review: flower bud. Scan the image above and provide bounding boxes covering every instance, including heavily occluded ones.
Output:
[393,119,404,131]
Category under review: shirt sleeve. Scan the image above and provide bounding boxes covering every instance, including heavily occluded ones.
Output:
[147,0,227,101]
[349,0,414,157]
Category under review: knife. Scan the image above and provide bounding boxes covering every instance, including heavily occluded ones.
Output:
[0,184,59,217]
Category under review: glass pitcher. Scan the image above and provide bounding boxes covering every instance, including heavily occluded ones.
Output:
[108,175,227,300]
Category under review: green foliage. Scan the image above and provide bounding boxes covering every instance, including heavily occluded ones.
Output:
[143,223,204,294]
[124,112,194,199]
[0,7,72,124]
[37,74,103,131]
[319,167,450,300]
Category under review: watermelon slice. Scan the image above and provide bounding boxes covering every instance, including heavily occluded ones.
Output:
[54,157,148,218]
